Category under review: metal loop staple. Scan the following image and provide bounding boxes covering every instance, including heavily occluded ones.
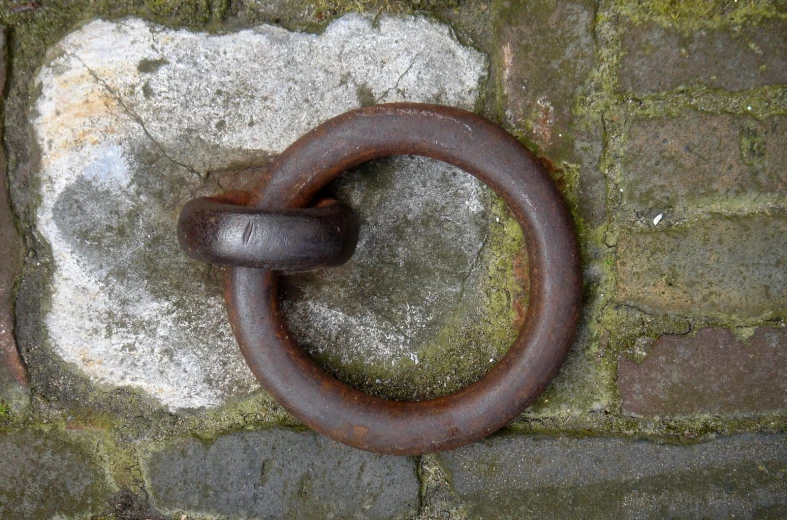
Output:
[178,190,358,271]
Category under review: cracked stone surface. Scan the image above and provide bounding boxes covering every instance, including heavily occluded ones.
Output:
[32,16,487,409]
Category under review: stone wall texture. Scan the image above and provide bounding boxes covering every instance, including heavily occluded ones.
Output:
[0,0,785,518]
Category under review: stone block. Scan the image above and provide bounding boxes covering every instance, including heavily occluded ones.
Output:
[619,18,787,94]
[144,428,419,519]
[615,214,787,320]
[28,15,488,409]
[622,112,787,221]
[437,433,787,519]
[0,429,111,519]
[619,327,787,417]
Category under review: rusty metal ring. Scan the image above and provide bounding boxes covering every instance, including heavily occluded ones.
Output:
[178,191,358,271]
[225,103,582,455]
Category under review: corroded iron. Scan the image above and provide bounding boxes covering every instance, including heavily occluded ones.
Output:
[178,190,358,271]
[180,103,582,455]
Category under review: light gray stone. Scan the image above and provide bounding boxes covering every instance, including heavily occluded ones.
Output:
[32,16,487,409]
[144,428,419,520]
[282,155,487,369]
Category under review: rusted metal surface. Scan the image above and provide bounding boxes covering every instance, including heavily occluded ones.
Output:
[178,190,358,271]
[183,103,582,455]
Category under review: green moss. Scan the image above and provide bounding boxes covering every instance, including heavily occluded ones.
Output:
[611,0,784,26]
[136,57,169,73]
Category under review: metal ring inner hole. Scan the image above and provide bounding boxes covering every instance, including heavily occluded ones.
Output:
[278,155,531,401]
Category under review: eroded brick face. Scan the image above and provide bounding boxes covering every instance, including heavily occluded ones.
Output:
[616,215,787,320]
[619,327,787,417]
[622,112,787,221]
[619,17,787,94]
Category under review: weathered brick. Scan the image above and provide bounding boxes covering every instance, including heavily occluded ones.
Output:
[0,27,28,411]
[0,430,111,519]
[144,428,419,519]
[622,112,787,220]
[619,327,787,417]
[438,433,787,519]
[619,18,787,94]
[496,0,606,226]
[616,214,787,320]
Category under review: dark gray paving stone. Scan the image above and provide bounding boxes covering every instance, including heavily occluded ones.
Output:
[144,428,419,520]
[619,327,787,417]
[615,214,787,320]
[619,18,787,94]
[0,429,111,519]
[0,26,29,412]
[438,433,787,520]
[622,112,787,220]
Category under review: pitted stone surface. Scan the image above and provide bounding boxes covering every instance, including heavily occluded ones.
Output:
[32,16,487,409]
[0,430,111,519]
[144,428,419,519]
[281,155,489,393]
[438,434,787,519]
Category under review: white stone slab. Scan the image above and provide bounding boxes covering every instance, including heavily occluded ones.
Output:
[33,15,487,409]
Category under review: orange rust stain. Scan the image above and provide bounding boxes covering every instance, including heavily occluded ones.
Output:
[512,252,530,328]
[531,97,554,150]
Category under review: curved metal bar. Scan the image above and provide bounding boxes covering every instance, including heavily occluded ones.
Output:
[222,103,582,455]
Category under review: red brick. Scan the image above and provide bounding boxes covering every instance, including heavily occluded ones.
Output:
[496,0,606,226]
[621,112,787,221]
[616,214,787,320]
[619,18,787,94]
[618,327,787,417]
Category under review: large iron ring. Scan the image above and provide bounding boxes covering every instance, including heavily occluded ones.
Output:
[225,103,581,455]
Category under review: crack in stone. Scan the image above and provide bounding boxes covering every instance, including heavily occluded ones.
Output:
[376,55,420,103]
[70,52,202,178]
[457,227,489,304]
